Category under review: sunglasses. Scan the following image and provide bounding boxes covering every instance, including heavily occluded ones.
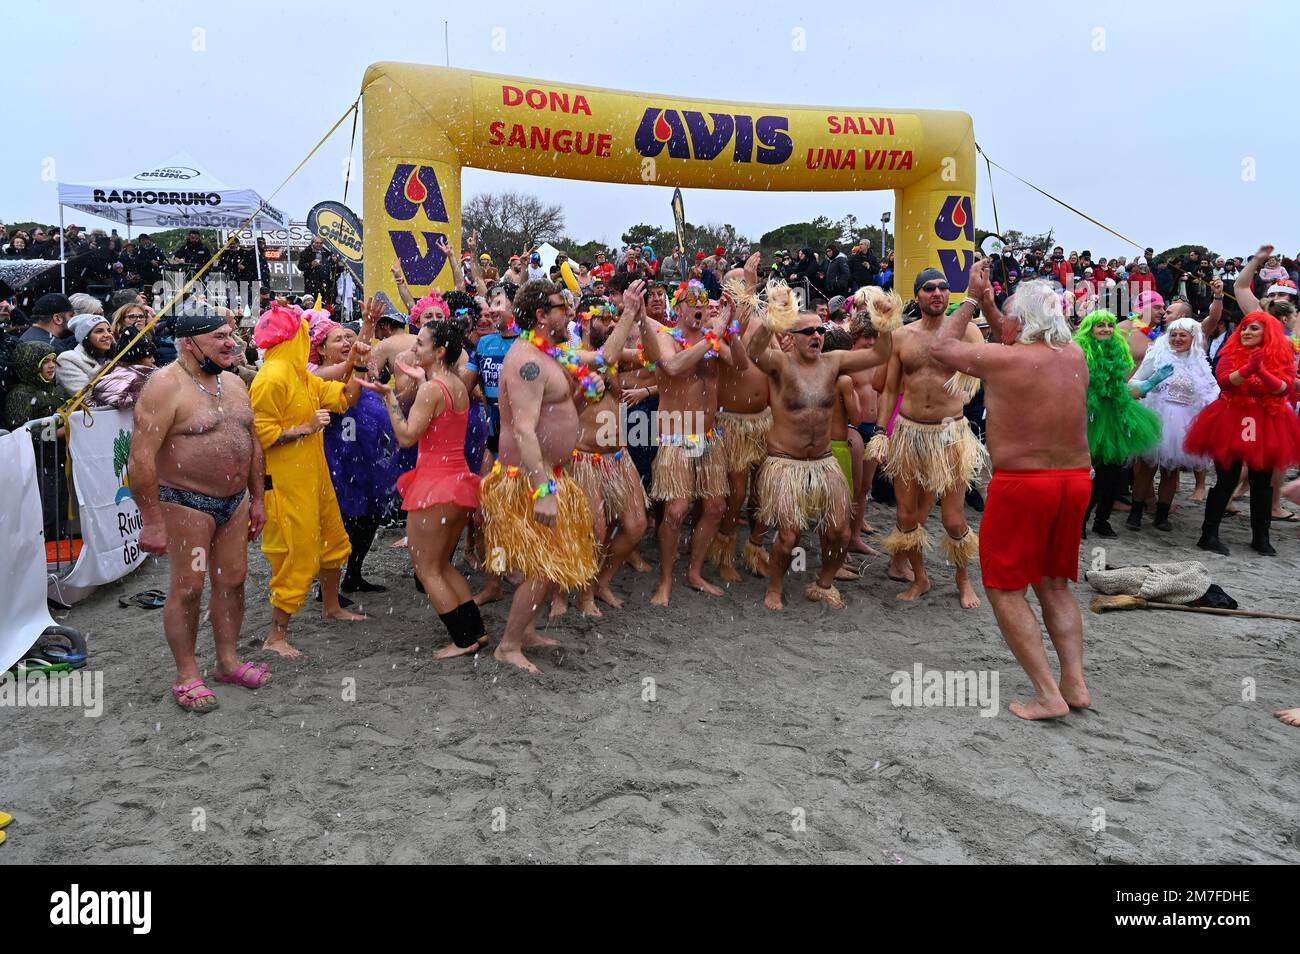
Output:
[676,291,709,305]
[919,282,949,293]
[791,325,831,337]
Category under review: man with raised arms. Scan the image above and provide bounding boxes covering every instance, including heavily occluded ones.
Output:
[931,260,1093,720]
[872,268,988,608]
[746,307,893,609]
[710,252,774,581]
[637,278,747,606]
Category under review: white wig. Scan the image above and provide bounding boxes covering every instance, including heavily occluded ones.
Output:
[1135,316,1218,406]
[1007,279,1073,349]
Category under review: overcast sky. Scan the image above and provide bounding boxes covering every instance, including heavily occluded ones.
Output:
[6,1,1296,258]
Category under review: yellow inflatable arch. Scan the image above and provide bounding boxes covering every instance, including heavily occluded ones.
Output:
[362,63,975,302]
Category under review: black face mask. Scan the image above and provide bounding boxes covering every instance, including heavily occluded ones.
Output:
[191,340,227,376]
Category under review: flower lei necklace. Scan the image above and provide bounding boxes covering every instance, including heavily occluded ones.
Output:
[521,329,604,401]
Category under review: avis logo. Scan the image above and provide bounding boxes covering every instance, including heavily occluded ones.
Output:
[934,195,973,293]
[386,164,449,285]
[634,109,792,165]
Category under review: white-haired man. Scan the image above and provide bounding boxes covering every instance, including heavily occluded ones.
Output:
[931,261,1093,721]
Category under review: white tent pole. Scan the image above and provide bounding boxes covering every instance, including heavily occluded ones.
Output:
[58,205,65,294]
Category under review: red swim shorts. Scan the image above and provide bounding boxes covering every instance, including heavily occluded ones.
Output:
[979,468,1092,591]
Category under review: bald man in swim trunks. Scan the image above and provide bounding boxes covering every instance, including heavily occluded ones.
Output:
[932,260,1093,721]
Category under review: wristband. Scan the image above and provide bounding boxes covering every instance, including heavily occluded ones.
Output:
[961,297,979,309]
[531,478,558,501]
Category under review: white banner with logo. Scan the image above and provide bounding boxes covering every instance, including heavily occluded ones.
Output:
[58,409,146,593]
[0,428,58,671]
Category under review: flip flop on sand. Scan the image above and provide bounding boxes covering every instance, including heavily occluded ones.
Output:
[119,589,166,609]
[15,658,72,675]
[172,679,218,714]
[0,810,13,830]
[211,661,271,690]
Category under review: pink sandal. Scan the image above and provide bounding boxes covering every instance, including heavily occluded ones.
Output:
[172,679,219,713]
[212,661,271,689]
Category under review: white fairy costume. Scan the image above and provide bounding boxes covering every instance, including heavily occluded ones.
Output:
[1129,317,1219,470]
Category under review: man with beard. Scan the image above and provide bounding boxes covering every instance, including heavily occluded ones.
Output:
[746,308,893,610]
[480,279,603,672]
[871,268,988,609]
[638,278,747,605]
[931,261,1093,721]
[131,306,269,713]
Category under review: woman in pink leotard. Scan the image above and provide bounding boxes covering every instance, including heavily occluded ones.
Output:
[362,316,489,658]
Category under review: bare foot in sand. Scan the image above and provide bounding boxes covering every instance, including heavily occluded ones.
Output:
[522,627,559,648]
[629,553,652,573]
[576,594,602,617]
[264,633,302,659]
[896,577,932,601]
[686,573,724,596]
[835,564,860,581]
[434,635,489,659]
[1009,695,1070,720]
[549,592,568,619]
[323,608,367,621]
[887,555,914,583]
[390,535,408,549]
[1190,487,1207,502]
[650,581,672,606]
[473,578,503,606]
[861,522,879,535]
[849,539,881,557]
[1059,677,1092,709]
[764,589,784,611]
[956,575,982,609]
[594,584,624,609]
[494,646,541,674]
[1274,707,1300,726]
[719,562,743,583]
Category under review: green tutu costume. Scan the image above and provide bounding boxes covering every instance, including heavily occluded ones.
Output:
[1074,311,1162,465]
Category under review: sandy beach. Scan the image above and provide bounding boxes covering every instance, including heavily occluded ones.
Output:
[2,494,1298,865]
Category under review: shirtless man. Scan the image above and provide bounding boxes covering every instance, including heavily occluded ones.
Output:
[1116,290,1165,374]
[638,278,747,605]
[747,311,892,609]
[483,279,601,673]
[561,288,646,614]
[873,268,988,608]
[711,253,773,581]
[132,307,269,713]
[846,315,884,555]
[932,261,1093,720]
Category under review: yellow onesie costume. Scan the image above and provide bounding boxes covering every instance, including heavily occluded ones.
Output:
[249,314,351,615]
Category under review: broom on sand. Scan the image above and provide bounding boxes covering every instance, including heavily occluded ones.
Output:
[1090,594,1300,623]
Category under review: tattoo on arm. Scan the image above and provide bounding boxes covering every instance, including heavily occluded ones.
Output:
[519,361,540,381]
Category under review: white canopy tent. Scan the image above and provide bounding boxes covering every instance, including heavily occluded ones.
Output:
[55,152,287,291]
